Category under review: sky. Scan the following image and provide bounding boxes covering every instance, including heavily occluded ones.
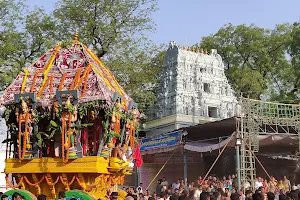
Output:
[27,0,300,46]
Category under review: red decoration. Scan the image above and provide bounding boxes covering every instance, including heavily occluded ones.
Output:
[133,143,143,168]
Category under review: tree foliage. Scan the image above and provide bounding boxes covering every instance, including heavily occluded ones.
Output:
[0,0,57,90]
[196,23,295,101]
[53,0,158,58]
[105,41,166,112]
[286,22,300,102]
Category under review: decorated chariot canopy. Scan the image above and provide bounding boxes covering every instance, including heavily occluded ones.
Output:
[1,32,141,200]
[0,32,134,108]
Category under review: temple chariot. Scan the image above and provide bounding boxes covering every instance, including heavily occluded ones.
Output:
[0,32,141,199]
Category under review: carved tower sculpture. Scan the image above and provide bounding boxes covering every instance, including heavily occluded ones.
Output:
[146,41,239,136]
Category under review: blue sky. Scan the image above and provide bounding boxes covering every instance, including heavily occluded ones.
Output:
[27,0,300,46]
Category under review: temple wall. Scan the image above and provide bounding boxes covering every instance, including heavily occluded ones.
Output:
[146,42,239,137]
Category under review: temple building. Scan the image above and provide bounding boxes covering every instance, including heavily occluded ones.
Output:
[145,41,239,137]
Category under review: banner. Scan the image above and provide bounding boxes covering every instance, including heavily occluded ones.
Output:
[140,131,182,151]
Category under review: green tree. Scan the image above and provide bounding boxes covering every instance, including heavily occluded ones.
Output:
[53,0,160,111]
[106,42,166,112]
[285,22,300,102]
[195,23,292,100]
[53,0,158,58]
[0,0,57,90]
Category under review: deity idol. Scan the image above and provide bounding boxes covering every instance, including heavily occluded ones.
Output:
[15,99,35,159]
[61,97,78,159]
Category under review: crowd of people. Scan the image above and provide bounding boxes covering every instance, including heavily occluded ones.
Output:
[1,175,300,200]
[124,175,300,200]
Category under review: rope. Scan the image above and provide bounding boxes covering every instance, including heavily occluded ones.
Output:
[145,147,178,191]
[200,133,235,185]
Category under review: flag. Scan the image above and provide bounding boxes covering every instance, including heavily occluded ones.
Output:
[133,143,143,168]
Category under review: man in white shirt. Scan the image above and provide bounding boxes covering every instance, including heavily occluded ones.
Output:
[161,177,168,187]
[172,179,180,193]
[194,185,202,200]
[255,177,263,190]
[136,183,143,194]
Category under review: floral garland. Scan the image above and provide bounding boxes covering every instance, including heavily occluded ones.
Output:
[60,175,76,187]
[5,174,124,190]
[45,176,60,186]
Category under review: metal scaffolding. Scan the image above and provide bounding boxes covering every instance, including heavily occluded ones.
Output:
[237,97,300,191]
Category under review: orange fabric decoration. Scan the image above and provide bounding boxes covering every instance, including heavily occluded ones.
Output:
[37,77,50,98]
[58,73,67,91]
[74,64,91,89]
[80,67,91,97]
[18,113,29,160]
[69,69,82,90]
[130,120,135,148]
[49,75,54,94]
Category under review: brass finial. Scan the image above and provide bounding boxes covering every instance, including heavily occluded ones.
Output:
[204,49,208,54]
[65,97,71,107]
[187,46,191,51]
[73,30,79,41]
[200,48,204,54]
[178,45,181,49]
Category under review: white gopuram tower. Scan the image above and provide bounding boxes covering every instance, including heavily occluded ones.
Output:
[145,42,239,137]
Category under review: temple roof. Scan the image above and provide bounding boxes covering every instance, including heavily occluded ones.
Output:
[0,35,132,106]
